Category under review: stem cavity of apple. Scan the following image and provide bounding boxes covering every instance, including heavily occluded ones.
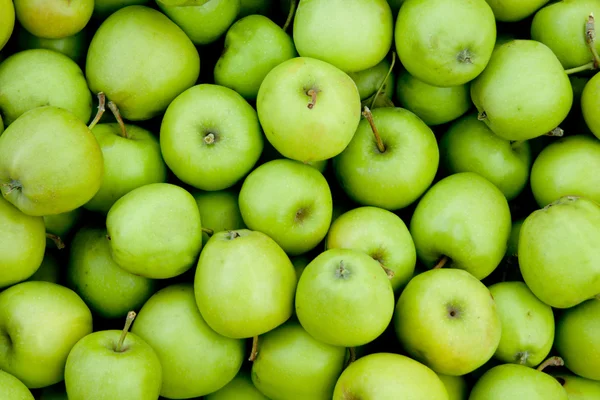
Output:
[107,100,129,139]
[88,92,106,131]
[249,336,259,362]
[370,52,396,110]
[306,88,319,109]
[115,311,136,353]
[433,255,449,269]
[1,180,22,195]
[227,230,241,240]
[362,106,386,153]
[282,0,297,32]
[46,233,65,250]
[565,13,600,74]
[457,49,473,64]
[536,356,564,372]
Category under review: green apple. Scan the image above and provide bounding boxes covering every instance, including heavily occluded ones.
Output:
[0,281,93,388]
[193,188,246,244]
[506,218,524,259]
[93,0,151,19]
[333,107,439,210]
[214,14,297,100]
[471,40,573,141]
[485,0,551,22]
[194,229,297,338]
[530,135,600,207]
[395,0,496,87]
[582,71,600,139]
[518,196,600,309]
[0,49,92,126]
[256,56,362,163]
[553,374,600,400]
[293,0,393,72]
[0,106,104,216]
[394,268,501,375]
[489,281,554,367]
[250,320,346,399]
[0,0,15,52]
[239,0,273,17]
[85,122,167,214]
[17,27,88,63]
[347,58,395,101]
[0,370,34,400]
[132,283,245,398]
[65,312,162,400]
[206,370,268,399]
[325,206,417,292]
[0,115,3,135]
[239,159,332,256]
[0,195,45,288]
[44,208,82,247]
[106,183,203,279]
[437,374,468,400]
[14,0,93,39]
[295,248,395,347]
[160,84,263,191]
[555,298,600,381]
[86,5,200,121]
[439,112,532,201]
[67,226,157,319]
[26,252,61,284]
[409,172,512,280]
[333,352,449,400]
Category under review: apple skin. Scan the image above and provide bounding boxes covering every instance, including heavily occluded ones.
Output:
[250,320,347,400]
[206,371,268,399]
[347,58,395,101]
[14,0,93,39]
[214,14,297,100]
[530,135,600,207]
[0,370,34,400]
[409,172,512,280]
[555,298,600,381]
[17,27,88,63]
[0,195,45,288]
[67,227,157,319]
[582,71,600,140]
[106,183,203,279]
[156,0,241,45]
[295,248,395,347]
[470,40,573,141]
[325,206,417,292]
[437,374,468,400]
[485,0,551,22]
[553,374,600,400]
[0,49,92,126]
[0,106,104,217]
[192,188,246,244]
[333,107,439,211]
[64,329,162,400]
[26,252,61,284]
[44,208,82,247]
[131,283,245,398]
[333,353,449,400]
[293,0,393,72]
[518,196,600,309]
[239,159,332,256]
[93,0,151,19]
[86,5,200,121]
[84,123,167,214]
[0,281,93,388]
[256,56,362,163]
[0,0,15,51]
[160,84,264,191]
[439,112,532,201]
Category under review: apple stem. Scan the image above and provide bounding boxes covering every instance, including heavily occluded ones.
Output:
[249,336,259,362]
[362,106,386,153]
[46,233,65,250]
[565,61,595,75]
[88,92,106,131]
[586,13,600,68]
[536,356,564,372]
[546,127,564,137]
[433,255,449,269]
[282,0,297,32]
[381,264,395,279]
[107,101,129,139]
[202,227,214,236]
[306,88,319,109]
[344,347,357,369]
[510,140,525,150]
[477,111,487,121]
[370,52,396,110]
[115,311,137,353]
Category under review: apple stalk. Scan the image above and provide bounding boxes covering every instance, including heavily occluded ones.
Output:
[108,100,129,139]
[88,92,106,131]
[536,356,564,373]
[115,311,137,353]
[282,0,297,32]
[433,255,449,269]
[249,335,259,362]
[46,233,65,250]
[370,52,396,110]
[201,227,214,237]
[362,106,386,153]
[565,13,600,75]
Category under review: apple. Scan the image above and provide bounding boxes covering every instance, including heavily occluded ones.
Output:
[470,40,573,141]
[192,188,246,244]
[333,107,439,211]
[250,320,347,399]
[439,112,532,201]
[530,135,600,207]
[553,374,600,399]
[160,84,264,191]
[67,226,157,319]
[0,0,15,52]
[293,0,393,72]
[14,0,93,39]
[555,298,600,381]
[437,374,468,400]
[206,370,268,399]
[409,172,512,280]
[0,281,93,388]
[93,0,151,19]
[44,208,82,247]
[256,56,362,163]
[131,283,245,398]
[194,229,297,338]
[86,5,200,121]
[347,57,395,101]
[582,71,600,140]
[214,14,297,100]
[17,27,88,63]
[0,49,92,126]
[333,353,449,400]
[0,106,104,216]
[26,252,61,284]
[325,206,417,292]
[239,159,332,256]
[0,370,34,400]
[518,196,600,309]
[106,183,203,279]
[485,0,551,22]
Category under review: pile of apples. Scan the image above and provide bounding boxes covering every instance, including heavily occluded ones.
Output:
[1,0,600,399]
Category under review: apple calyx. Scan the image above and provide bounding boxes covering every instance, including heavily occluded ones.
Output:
[536,356,564,373]
[282,0,297,32]
[46,233,66,250]
[516,351,530,365]
[227,230,241,240]
[335,261,351,280]
[457,49,473,64]
[115,311,137,353]
[1,179,22,195]
[306,88,320,109]
[546,127,564,137]
[107,100,129,139]
[88,92,106,131]
[248,336,259,362]
[203,132,216,145]
[361,106,386,153]
[446,303,462,319]
[433,255,449,269]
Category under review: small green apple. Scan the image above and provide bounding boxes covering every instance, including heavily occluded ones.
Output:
[485,0,551,22]
[131,284,245,398]
[14,0,93,39]
[26,251,61,284]
[205,370,268,399]
[0,0,15,52]
[582,71,600,139]
[44,208,82,247]
[239,159,332,256]
[0,370,34,400]
[553,373,600,400]
[17,27,88,63]
[437,374,468,400]
[192,188,246,244]
[347,57,395,101]
[93,0,151,19]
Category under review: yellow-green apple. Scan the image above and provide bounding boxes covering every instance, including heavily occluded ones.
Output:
[347,58,395,102]
[14,0,93,39]
[485,0,551,22]
[206,371,268,399]
[93,0,150,19]
[26,252,61,284]
[192,188,246,244]
[0,370,34,400]
[553,373,600,399]
[17,28,88,63]
[438,374,468,400]
[582,71,600,139]
[44,208,82,247]
[0,0,15,51]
